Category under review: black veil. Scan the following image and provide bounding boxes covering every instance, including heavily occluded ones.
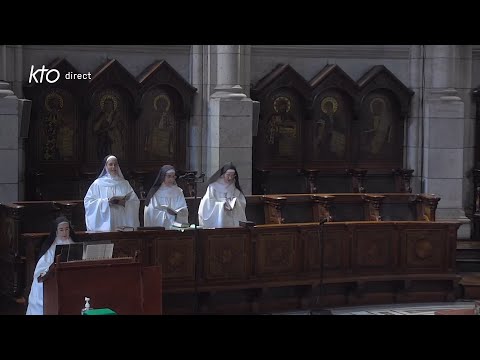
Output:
[206,162,243,193]
[145,165,176,206]
[37,216,79,260]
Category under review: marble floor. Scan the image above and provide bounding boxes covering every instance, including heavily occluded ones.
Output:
[2,294,476,315]
[274,300,476,315]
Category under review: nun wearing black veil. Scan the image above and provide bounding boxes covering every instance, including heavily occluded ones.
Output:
[84,155,140,231]
[198,162,247,228]
[144,165,188,229]
[26,216,80,315]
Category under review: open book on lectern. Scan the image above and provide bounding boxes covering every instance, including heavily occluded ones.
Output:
[55,241,115,262]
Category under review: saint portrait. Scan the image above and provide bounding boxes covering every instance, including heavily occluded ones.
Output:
[315,96,346,159]
[145,93,175,159]
[92,91,125,160]
[265,96,297,159]
[360,96,394,159]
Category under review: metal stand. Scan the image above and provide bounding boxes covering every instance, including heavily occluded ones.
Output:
[179,172,205,313]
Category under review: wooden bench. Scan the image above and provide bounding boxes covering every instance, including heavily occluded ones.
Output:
[261,193,440,224]
[12,221,460,314]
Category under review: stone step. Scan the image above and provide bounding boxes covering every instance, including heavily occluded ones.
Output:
[456,252,480,260]
[457,258,480,262]
[456,242,480,267]
[457,241,480,250]
[456,262,480,273]
[459,273,480,299]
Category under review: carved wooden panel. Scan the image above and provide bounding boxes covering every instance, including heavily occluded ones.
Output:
[23,59,87,200]
[86,87,131,163]
[203,233,249,280]
[255,230,296,276]
[35,88,79,162]
[307,65,357,168]
[252,64,310,170]
[357,90,402,167]
[23,58,196,201]
[356,65,412,170]
[352,227,398,273]
[152,235,195,280]
[259,90,304,167]
[24,59,86,165]
[5,217,16,254]
[84,59,138,169]
[0,258,14,298]
[332,202,365,222]
[404,229,446,271]
[111,238,144,262]
[11,221,459,313]
[309,90,353,164]
[138,89,176,161]
[302,227,347,273]
[251,63,414,194]
[136,60,195,171]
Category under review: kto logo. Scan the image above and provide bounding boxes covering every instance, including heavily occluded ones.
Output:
[28,65,60,84]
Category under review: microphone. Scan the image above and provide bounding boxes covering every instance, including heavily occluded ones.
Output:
[319,217,328,225]
[178,172,197,179]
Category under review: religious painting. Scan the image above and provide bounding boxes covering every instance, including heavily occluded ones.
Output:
[263,94,300,161]
[358,92,398,161]
[139,89,176,160]
[88,88,127,161]
[40,89,75,161]
[311,92,351,161]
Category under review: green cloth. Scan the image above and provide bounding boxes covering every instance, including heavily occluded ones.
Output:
[83,308,117,315]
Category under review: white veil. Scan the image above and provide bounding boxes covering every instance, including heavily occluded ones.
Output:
[97,155,125,181]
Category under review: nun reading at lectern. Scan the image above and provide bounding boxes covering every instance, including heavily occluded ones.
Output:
[84,155,140,231]
[144,165,189,229]
[26,216,80,315]
[198,162,247,228]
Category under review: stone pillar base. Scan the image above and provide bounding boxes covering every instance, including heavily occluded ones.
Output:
[0,81,20,203]
[211,85,247,100]
[436,209,471,240]
[206,96,253,195]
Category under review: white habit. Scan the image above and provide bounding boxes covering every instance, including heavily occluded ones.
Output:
[198,179,247,228]
[26,237,74,315]
[144,184,188,229]
[84,175,140,231]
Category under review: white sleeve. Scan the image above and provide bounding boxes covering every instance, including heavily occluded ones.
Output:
[84,181,111,232]
[123,183,140,228]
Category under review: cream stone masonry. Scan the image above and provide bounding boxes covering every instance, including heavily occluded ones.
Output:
[0,81,19,202]
[407,45,473,239]
[1,44,479,226]
[207,45,254,194]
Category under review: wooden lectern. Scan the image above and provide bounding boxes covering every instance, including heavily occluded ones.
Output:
[40,256,162,315]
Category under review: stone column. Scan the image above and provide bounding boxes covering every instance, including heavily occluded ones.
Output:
[406,45,424,194]
[206,45,254,195]
[420,45,472,238]
[211,45,246,99]
[189,45,204,174]
[0,81,19,203]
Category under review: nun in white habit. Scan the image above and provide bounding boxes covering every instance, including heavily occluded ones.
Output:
[144,165,188,229]
[198,162,247,228]
[26,216,79,315]
[84,155,140,231]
